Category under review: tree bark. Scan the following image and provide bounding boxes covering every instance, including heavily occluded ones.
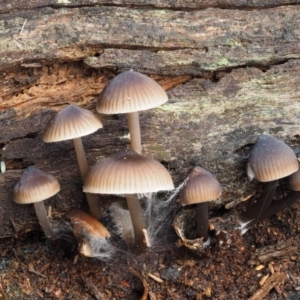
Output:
[0,1,300,236]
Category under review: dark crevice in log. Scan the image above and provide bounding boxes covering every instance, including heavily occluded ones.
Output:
[1,2,300,15]
[86,51,293,79]
[51,3,300,12]
[86,44,199,52]
[3,158,31,171]
[7,132,39,143]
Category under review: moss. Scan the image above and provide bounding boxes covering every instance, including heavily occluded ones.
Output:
[216,58,230,66]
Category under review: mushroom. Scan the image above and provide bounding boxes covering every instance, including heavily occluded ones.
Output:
[178,166,222,242]
[83,148,174,250]
[253,162,300,224]
[13,166,60,239]
[43,104,103,219]
[96,70,168,153]
[240,134,298,229]
[66,208,110,240]
[66,208,111,257]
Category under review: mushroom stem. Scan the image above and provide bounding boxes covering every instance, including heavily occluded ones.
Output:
[33,202,56,239]
[127,112,142,153]
[73,137,89,177]
[125,194,147,250]
[73,137,102,219]
[196,202,209,241]
[240,180,278,228]
[256,191,300,223]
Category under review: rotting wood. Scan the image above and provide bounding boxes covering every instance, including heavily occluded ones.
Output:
[1,6,300,73]
[249,241,298,265]
[0,2,299,240]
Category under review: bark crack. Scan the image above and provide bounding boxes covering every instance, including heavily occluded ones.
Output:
[1,2,300,15]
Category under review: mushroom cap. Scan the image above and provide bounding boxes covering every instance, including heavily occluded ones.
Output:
[179,167,222,206]
[66,208,110,238]
[13,166,60,204]
[247,134,299,182]
[83,148,174,194]
[289,163,300,191]
[96,71,168,114]
[43,104,103,142]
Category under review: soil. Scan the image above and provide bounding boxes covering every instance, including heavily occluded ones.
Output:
[1,196,300,300]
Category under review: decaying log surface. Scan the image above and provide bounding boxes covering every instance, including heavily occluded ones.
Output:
[0,1,300,236]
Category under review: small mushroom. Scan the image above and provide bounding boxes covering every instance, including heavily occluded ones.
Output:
[66,208,111,258]
[13,166,60,239]
[240,134,298,229]
[43,104,103,219]
[178,166,222,242]
[96,70,168,153]
[83,148,174,250]
[66,208,110,240]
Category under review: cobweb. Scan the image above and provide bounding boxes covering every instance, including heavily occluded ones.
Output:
[144,182,185,251]
[83,182,186,260]
[58,181,186,261]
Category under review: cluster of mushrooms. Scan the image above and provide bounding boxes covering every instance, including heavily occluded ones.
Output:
[12,70,300,257]
[174,134,300,252]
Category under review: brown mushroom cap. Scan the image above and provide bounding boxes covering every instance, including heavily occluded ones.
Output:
[43,104,103,142]
[96,71,168,114]
[13,166,60,204]
[83,148,174,194]
[247,134,299,182]
[66,208,110,238]
[179,167,222,206]
[289,163,300,191]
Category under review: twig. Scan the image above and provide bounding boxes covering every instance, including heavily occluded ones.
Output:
[129,267,149,300]
[28,268,46,278]
[248,272,286,300]
[148,273,163,283]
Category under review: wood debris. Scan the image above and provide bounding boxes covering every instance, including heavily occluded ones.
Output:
[249,240,298,265]
[28,263,46,278]
[81,276,106,300]
[225,193,255,209]
[248,272,286,300]
[259,274,269,286]
[148,273,164,283]
[255,265,264,271]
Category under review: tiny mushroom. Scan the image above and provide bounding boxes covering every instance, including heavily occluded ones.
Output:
[240,134,298,229]
[66,208,110,257]
[43,104,103,219]
[96,70,168,153]
[178,166,222,242]
[83,148,174,251]
[13,166,60,239]
[66,208,110,240]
